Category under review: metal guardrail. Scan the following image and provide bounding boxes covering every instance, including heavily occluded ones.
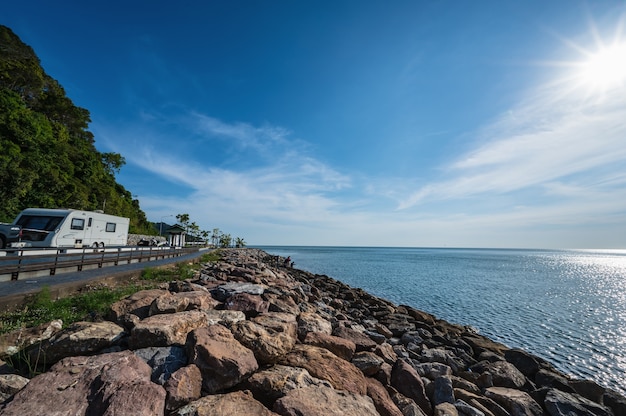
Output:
[0,246,199,282]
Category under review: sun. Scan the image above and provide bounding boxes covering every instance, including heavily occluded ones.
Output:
[579,42,626,90]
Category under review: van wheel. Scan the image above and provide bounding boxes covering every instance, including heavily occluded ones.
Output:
[99,242,105,249]
[92,242,99,249]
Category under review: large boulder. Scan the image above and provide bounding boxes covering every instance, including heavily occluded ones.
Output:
[26,320,125,366]
[231,319,296,364]
[164,364,202,412]
[129,310,208,348]
[108,289,169,323]
[0,319,62,359]
[303,331,356,361]
[0,350,165,415]
[210,282,266,302]
[366,376,404,416]
[0,374,29,403]
[224,292,270,317]
[296,312,332,341]
[273,386,379,416]
[391,359,432,415]
[134,345,187,384]
[252,312,298,340]
[278,344,367,395]
[174,390,278,416]
[484,387,543,416]
[333,325,378,352]
[544,389,613,416]
[204,309,246,326]
[246,364,332,407]
[186,324,258,393]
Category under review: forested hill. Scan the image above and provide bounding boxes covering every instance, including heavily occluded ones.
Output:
[0,25,153,234]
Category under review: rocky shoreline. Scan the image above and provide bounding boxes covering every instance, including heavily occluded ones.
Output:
[0,248,624,415]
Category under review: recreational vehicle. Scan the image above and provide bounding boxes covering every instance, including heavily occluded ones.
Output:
[13,208,129,248]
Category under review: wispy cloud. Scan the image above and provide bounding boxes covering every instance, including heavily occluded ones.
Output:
[398,79,626,210]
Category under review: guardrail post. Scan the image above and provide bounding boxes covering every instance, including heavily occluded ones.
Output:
[10,250,22,280]
[79,248,85,272]
[51,249,59,275]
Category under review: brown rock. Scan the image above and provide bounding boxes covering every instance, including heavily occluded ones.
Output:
[273,386,379,416]
[484,387,543,416]
[231,319,296,364]
[27,320,125,366]
[303,331,356,361]
[435,402,459,416]
[186,324,258,393]
[0,350,165,415]
[391,391,429,416]
[164,364,202,412]
[108,288,169,322]
[391,359,432,415]
[0,319,62,359]
[130,310,208,349]
[264,292,300,314]
[179,290,220,311]
[174,390,278,415]
[246,364,332,407]
[333,325,378,352]
[149,292,191,315]
[278,344,367,395]
[297,312,332,341]
[225,292,270,316]
[0,374,29,403]
[374,342,398,365]
[252,312,298,340]
[366,377,404,416]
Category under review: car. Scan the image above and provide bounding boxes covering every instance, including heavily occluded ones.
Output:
[0,223,22,249]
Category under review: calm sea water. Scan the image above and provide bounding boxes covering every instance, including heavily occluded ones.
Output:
[257,246,626,394]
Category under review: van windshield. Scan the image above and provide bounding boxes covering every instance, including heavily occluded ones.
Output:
[16,215,64,231]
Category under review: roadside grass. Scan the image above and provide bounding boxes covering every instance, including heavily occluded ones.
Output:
[0,250,221,335]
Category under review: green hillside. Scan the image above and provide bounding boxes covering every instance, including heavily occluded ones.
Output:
[0,25,153,234]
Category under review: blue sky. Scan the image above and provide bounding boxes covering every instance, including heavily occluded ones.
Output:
[4,1,626,248]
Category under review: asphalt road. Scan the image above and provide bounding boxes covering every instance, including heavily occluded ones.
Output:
[0,248,207,309]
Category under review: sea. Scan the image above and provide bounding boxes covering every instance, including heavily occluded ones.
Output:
[256,246,626,395]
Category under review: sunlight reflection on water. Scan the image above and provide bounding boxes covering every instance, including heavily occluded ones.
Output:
[260,246,626,394]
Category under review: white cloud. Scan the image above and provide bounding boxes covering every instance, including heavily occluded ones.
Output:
[399,78,626,210]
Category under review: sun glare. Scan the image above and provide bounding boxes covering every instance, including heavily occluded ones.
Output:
[579,42,626,90]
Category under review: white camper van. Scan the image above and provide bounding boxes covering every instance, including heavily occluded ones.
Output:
[13,208,129,248]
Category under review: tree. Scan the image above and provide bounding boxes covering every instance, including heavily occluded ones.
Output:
[0,25,154,234]
[211,228,220,247]
[176,214,190,231]
[219,233,232,248]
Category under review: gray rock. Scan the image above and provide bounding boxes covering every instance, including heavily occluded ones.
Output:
[391,359,432,415]
[455,399,486,416]
[210,282,266,302]
[544,389,613,416]
[352,351,385,376]
[134,345,187,384]
[433,376,455,405]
